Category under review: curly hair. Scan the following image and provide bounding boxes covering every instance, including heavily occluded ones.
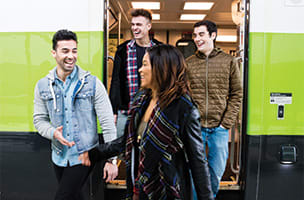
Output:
[52,29,77,50]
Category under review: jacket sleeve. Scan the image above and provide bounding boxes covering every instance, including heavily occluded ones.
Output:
[109,49,122,114]
[33,83,55,140]
[184,107,214,200]
[89,135,125,163]
[94,78,117,143]
[221,58,243,129]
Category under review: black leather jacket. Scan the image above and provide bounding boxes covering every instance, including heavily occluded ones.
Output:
[89,106,214,200]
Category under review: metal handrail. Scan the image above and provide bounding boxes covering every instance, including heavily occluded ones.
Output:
[229,121,241,182]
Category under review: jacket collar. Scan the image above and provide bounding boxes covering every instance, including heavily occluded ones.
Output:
[46,65,90,82]
[127,39,136,48]
[127,38,156,49]
[195,47,222,59]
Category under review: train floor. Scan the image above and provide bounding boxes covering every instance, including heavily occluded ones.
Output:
[216,190,241,200]
[104,188,242,200]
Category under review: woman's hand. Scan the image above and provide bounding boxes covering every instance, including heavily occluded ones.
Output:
[132,193,139,200]
[78,151,91,166]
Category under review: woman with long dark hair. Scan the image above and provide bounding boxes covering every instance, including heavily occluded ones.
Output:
[90,44,213,200]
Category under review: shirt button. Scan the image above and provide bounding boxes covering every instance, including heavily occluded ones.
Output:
[65,108,68,111]
[56,152,59,155]
[66,121,68,124]
[64,95,67,98]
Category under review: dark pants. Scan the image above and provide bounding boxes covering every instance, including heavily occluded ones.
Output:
[53,163,93,200]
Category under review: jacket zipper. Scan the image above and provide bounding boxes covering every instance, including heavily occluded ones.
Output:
[205,56,209,128]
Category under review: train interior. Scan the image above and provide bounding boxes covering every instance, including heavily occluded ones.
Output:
[105,0,245,197]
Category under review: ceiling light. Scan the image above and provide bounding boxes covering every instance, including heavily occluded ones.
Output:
[152,14,160,20]
[180,14,206,20]
[184,2,214,10]
[216,35,237,42]
[131,2,160,10]
[177,42,189,46]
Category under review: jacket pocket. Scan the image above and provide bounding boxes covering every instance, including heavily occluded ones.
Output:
[40,91,55,113]
[40,91,53,100]
[51,140,63,155]
[75,89,94,111]
[40,90,63,126]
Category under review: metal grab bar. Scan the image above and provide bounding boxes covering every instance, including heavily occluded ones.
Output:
[229,121,241,179]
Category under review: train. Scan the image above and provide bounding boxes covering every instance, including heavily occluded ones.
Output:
[0,0,303,199]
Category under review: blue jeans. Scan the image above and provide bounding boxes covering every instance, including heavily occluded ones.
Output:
[116,111,128,138]
[193,126,229,199]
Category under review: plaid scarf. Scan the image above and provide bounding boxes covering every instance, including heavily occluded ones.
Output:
[124,90,193,200]
[126,39,156,113]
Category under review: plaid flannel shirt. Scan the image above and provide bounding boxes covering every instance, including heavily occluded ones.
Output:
[125,39,156,114]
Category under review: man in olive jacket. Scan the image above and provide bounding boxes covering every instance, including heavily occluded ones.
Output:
[186,20,243,198]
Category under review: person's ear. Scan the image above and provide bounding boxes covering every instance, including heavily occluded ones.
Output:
[51,50,56,58]
[147,22,152,31]
[211,32,216,40]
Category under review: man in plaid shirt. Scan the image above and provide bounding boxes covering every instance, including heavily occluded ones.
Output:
[109,9,161,137]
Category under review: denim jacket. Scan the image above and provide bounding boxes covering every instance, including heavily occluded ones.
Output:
[33,66,116,155]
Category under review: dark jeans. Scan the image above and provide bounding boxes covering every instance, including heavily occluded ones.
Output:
[53,163,93,200]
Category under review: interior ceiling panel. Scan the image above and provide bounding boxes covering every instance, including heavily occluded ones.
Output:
[110,0,236,31]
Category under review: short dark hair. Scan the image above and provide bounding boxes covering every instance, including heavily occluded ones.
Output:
[131,9,152,21]
[52,29,78,50]
[193,20,217,41]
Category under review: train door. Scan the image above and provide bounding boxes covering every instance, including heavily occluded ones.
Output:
[105,1,246,199]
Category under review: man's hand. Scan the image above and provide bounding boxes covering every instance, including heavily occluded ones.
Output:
[114,114,118,125]
[53,126,75,147]
[103,162,118,183]
[78,151,91,166]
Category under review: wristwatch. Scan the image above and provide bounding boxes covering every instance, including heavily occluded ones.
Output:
[108,158,117,165]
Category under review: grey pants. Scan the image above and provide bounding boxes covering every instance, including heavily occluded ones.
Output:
[116,111,128,138]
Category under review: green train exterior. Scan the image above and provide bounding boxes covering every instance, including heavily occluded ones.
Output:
[0,0,107,199]
[241,0,304,199]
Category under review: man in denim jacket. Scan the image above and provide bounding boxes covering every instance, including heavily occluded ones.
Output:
[33,29,118,200]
